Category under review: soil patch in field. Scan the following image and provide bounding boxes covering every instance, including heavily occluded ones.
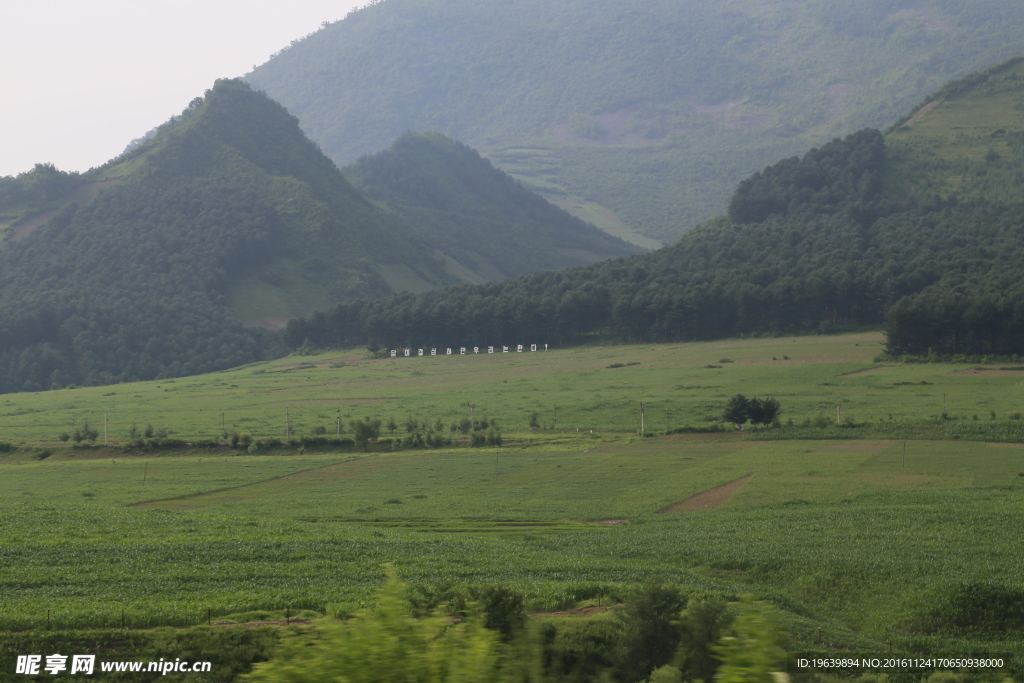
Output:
[595,519,625,525]
[658,474,752,513]
[213,618,311,628]
[842,367,892,376]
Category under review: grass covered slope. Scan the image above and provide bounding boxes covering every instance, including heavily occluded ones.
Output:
[345,132,640,282]
[285,57,1024,356]
[247,0,1024,241]
[885,56,1024,204]
[2,334,1024,669]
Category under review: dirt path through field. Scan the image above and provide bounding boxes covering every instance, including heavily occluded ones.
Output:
[901,99,943,128]
[134,454,431,509]
[658,474,752,513]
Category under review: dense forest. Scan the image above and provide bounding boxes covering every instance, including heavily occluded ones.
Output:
[0,79,646,393]
[344,131,638,281]
[0,79,457,393]
[285,65,1024,358]
[249,0,1024,241]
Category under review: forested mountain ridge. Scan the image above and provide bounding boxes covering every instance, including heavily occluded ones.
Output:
[0,79,643,393]
[247,0,1024,243]
[0,79,461,393]
[283,57,1024,357]
[344,132,639,282]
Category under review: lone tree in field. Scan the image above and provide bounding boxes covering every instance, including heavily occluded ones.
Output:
[749,397,781,425]
[724,395,750,425]
[349,417,382,451]
[723,395,781,426]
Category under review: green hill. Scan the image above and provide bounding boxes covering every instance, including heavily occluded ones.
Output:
[344,131,639,282]
[246,0,1024,244]
[0,80,642,393]
[283,57,1024,357]
[0,79,460,392]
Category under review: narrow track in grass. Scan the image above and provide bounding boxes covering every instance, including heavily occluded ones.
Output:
[129,455,382,509]
[658,474,752,512]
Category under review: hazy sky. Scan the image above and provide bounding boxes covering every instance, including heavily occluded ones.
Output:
[1,0,362,177]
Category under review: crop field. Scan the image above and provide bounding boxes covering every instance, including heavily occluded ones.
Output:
[2,332,1024,672]
[4,331,1024,446]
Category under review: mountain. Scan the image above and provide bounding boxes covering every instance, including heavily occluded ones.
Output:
[282,57,1024,357]
[246,0,1024,244]
[343,131,639,283]
[0,78,445,391]
[0,79,639,393]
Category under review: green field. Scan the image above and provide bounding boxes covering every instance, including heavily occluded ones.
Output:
[6,331,1024,447]
[2,332,1023,675]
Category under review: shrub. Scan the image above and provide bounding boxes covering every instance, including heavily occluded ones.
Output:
[726,396,781,425]
[677,595,732,681]
[614,582,686,683]
[538,617,622,683]
[350,417,382,451]
[649,666,684,683]
[724,395,750,425]
[713,596,787,683]
[244,570,502,682]
[475,585,527,641]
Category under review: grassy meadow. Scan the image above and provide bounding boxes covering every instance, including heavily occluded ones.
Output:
[5,331,1024,446]
[2,331,1024,674]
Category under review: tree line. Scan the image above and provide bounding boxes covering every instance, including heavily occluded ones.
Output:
[285,128,1024,356]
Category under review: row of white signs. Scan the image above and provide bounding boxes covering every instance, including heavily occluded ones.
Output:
[391,344,548,357]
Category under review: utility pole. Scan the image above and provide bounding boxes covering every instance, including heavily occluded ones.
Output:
[469,404,476,431]
[337,410,341,436]
[836,404,841,425]
[640,402,645,435]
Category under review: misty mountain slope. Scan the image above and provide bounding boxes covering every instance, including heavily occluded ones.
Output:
[344,131,640,282]
[283,57,1024,356]
[248,0,1024,243]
